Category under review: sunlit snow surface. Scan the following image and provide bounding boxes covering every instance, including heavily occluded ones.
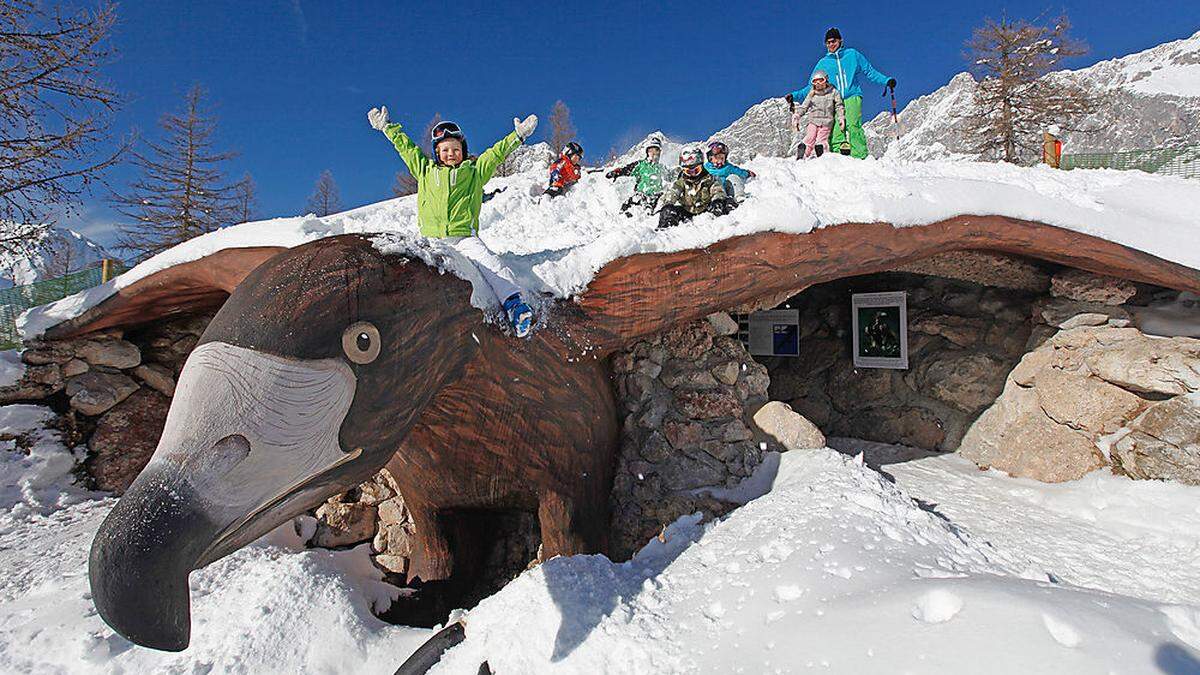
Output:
[3,408,1200,672]
[19,155,1200,339]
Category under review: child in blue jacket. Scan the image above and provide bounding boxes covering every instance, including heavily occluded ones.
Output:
[703,141,756,203]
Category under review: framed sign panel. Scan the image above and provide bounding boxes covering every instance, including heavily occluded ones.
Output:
[748,309,800,357]
[852,291,908,369]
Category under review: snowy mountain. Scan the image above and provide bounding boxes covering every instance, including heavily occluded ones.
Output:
[864,30,1200,161]
[637,30,1200,165]
[0,227,111,289]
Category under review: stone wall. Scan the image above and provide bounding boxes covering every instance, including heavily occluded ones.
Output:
[606,313,821,560]
[0,313,212,492]
[764,271,1040,452]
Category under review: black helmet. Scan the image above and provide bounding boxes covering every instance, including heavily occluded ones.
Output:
[562,141,583,159]
[706,141,729,158]
[431,120,468,155]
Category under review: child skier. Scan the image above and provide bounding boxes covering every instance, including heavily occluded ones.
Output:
[367,105,540,337]
[605,136,669,216]
[657,145,732,230]
[703,141,756,203]
[791,70,846,159]
[546,142,583,198]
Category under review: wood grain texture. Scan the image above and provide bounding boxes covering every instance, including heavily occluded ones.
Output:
[43,247,286,339]
[567,216,1200,353]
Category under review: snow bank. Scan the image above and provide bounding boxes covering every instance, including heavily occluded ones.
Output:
[888,451,1200,607]
[432,448,1200,673]
[0,404,431,674]
[19,156,1200,339]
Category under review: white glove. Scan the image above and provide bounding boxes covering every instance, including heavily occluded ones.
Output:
[514,114,538,141]
[368,106,390,132]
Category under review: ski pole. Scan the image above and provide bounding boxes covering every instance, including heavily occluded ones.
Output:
[885,84,900,141]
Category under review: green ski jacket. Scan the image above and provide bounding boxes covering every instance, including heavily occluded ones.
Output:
[384,124,522,238]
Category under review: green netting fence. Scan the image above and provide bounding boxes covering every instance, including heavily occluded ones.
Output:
[0,261,125,350]
[1060,145,1200,180]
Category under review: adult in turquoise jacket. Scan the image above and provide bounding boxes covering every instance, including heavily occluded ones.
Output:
[788,27,895,159]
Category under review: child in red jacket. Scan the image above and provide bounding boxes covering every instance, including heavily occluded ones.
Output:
[546,142,583,198]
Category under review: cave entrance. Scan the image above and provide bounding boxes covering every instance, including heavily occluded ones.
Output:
[741,251,1064,463]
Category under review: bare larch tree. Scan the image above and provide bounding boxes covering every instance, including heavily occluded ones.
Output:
[420,112,443,156]
[112,85,239,260]
[306,169,341,216]
[0,0,123,258]
[963,14,1098,163]
[392,170,417,197]
[548,100,576,157]
[232,172,258,223]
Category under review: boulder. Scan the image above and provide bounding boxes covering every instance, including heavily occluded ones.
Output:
[1111,394,1200,485]
[752,401,825,450]
[65,370,139,416]
[77,338,141,369]
[960,384,1106,482]
[312,500,377,548]
[86,389,171,493]
[1051,269,1137,305]
[960,325,1200,482]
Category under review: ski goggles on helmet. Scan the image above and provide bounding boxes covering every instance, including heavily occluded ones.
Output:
[706,141,728,158]
[431,121,465,145]
[562,141,583,159]
[682,163,705,177]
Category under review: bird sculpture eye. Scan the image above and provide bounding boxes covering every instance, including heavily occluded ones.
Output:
[341,321,380,364]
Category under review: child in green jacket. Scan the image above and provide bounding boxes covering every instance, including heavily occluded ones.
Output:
[368,105,539,337]
[606,136,669,217]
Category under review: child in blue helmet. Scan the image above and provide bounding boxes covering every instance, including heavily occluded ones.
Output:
[703,141,756,204]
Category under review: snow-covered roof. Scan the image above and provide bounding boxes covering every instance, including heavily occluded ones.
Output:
[18,156,1200,339]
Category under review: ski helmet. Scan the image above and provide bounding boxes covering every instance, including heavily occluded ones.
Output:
[645,136,663,153]
[679,146,704,168]
[812,69,830,84]
[431,120,467,155]
[562,141,583,159]
[706,141,729,159]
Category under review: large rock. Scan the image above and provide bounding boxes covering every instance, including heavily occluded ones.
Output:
[76,337,141,369]
[960,383,1106,481]
[65,370,139,416]
[961,325,1200,482]
[1111,394,1200,484]
[86,389,171,493]
[312,500,377,548]
[752,401,825,450]
[1050,269,1137,305]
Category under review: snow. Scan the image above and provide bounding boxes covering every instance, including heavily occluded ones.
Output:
[1078,30,1200,98]
[1135,291,1200,338]
[4,409,1200,672]
[0,226,110,288]
[0,350,24,388]
[19,155,1200,339]
[0,404,432,674]
[431,447,1200,673]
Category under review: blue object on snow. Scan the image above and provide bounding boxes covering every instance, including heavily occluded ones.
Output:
[503,293,534,338]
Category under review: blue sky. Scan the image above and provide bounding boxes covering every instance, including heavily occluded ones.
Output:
[72,0,1197,249]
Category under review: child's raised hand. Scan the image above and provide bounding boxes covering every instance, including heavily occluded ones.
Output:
[514,114,538,141]
[367,106,390,131]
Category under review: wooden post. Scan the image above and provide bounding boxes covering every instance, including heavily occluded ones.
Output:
[101,259,111,283]
[1042,131,1062,168]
